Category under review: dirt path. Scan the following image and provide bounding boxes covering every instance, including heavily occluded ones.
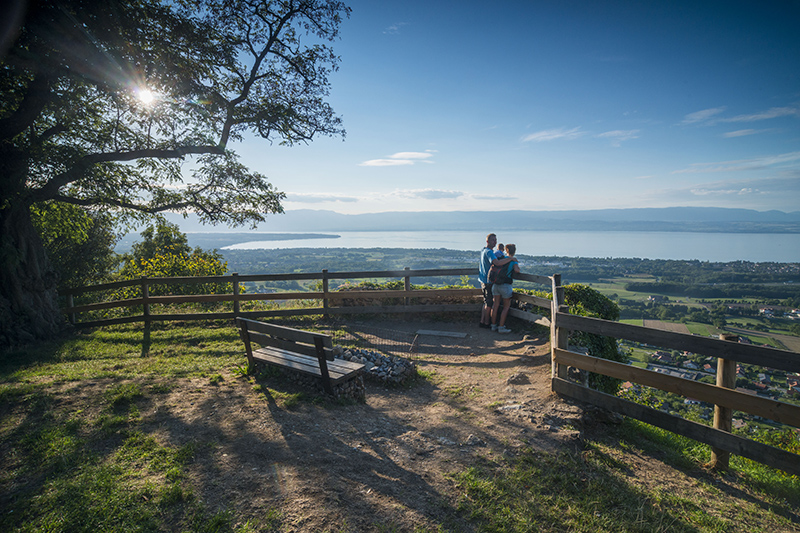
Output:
[136,320,593,531]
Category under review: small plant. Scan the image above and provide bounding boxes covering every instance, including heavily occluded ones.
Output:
[208,373,224,385]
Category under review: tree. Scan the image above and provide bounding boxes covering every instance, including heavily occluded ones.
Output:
[118,221,230,299]
[30,202,120,289]
[0,0,349,345]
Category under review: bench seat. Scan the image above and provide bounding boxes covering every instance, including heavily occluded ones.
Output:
[236,317,365,400]
[253,346,365,385]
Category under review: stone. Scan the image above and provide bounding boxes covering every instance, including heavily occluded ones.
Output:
[506,372,530,385]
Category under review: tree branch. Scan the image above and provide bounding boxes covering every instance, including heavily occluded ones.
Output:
[53,193,202,215]
[0,75,53,141]
[30,144,226,202]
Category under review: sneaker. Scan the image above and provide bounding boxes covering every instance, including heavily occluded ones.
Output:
[479,322,491,329]
[491,324,498,331]
[497,326,511,334]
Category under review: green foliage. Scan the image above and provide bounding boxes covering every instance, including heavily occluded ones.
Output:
[129,221,192,261]
[30,202,120,288]
[563,284,628,394]
[117,221,231,297]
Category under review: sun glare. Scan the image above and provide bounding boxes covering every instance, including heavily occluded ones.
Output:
[137,89,155,105]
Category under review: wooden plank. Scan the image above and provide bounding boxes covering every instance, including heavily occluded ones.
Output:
[513,292,552,310]
[237,318,332,346]
[237,308,326,319]
[328,289,481,300]
[61,278,140,295]
[255,347,362,375]
[238,292,324,301]
[246,331,335,361]
[554,348,800,427]
[149,312,236,321]
[68,297,145,313]
[515,273,553,286]
[556,312,800,373]
[508,308,550,327]
[253,347,362,384]
[147,294,232,305]
[552,377,800,477]
[328,303,482,315]
[135,274,232,284]
[324,268,475,280]
[73,315,144,328]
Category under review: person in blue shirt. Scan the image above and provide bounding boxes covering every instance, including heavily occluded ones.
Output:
[491,243,521,333]
[478,233,513,329]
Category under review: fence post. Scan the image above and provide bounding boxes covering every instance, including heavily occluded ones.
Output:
[709,333,738,470]
[232,272,240,316]
[322,269,329,319]
[67,293,76,325]
[551,274,569,380]
[404,267,411,306]
[141,276,151,326]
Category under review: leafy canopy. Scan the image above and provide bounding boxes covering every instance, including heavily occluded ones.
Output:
[1,0,350,225]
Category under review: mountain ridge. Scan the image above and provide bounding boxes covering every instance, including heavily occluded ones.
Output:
[163,207,800,233]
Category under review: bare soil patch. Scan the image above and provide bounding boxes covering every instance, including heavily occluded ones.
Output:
[84,319,798,531]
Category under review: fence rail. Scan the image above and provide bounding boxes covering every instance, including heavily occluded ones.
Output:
[549,275,800,476]
[61,269,552,328]
[61,268,799,474]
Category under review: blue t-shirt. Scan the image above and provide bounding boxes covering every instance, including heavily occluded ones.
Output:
[479,247,496,284]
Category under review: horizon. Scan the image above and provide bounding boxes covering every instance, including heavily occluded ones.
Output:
[227,0,800,215]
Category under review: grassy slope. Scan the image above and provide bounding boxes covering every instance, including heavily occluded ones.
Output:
[1,322,798,532]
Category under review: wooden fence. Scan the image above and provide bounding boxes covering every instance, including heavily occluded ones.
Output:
[61,269,553,328]
[549,274,800,476]
[61,269,800,475]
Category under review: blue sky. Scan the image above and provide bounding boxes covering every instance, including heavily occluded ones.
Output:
[236,0,800,214]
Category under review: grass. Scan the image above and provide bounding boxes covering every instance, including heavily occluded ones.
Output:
[2,321,798,532]
[453,419,800,532]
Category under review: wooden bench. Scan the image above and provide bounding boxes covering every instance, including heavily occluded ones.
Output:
[235,317,365,399]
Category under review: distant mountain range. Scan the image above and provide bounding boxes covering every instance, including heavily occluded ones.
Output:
[163,207,800,234]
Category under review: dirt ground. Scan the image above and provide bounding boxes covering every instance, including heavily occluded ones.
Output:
[122,319,796,532]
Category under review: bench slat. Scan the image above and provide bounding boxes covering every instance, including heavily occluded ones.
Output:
[237,317,364,396]
[236,318,333,348]
[246,330,335,360]
[253,347,362,385]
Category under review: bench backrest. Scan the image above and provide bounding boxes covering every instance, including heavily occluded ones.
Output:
[235,317,334,361]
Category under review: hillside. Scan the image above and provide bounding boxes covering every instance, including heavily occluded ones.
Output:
[159,207,800,234]
[1,319,798,532]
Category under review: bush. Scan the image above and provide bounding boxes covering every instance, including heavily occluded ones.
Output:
[563,284,628,394]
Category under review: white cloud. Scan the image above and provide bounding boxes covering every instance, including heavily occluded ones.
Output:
[721,106,800,123]
[596,129,640,146]
[359,159,415,167]
[672,151,800,174]
[680,107,727,125]
[388,151,435,160]
[383,22,408,35]
[472,194,517,201]
[359,150,436,167]
[522,127,585,142]
[640,175,800,210]
[722,129,768,138]
[286,193,359,203]
[681,105,800,127]
[394,188,464,200]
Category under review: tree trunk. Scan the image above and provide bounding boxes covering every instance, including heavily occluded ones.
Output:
[0,202,64,347]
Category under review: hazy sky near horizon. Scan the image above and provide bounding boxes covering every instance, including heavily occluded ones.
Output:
[236,0,800,215]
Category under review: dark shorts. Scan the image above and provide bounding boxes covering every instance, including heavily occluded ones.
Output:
[481,282,494,307]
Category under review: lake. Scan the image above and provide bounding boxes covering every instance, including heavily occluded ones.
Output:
[221,230,800,263]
